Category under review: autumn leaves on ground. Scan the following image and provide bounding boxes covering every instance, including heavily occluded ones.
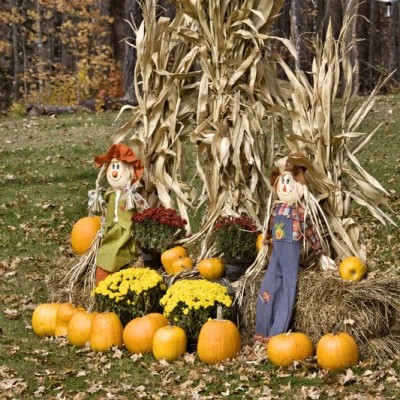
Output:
[0,108,400,399]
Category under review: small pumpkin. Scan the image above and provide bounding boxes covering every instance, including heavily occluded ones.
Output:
[171,256,193,275]
[123,313,168,354]
[316,331,359,370]
[67,310,96,347]
[339,256,367,282]
[152,325,187,361]
[266,332,314,367]
[161,246,188,274]
[256,233,263,251]
[90,312,123,352]
[198,258,225,280]
[32,303,61,337]
[197,306,241,364]
[54,303,81,337]
[70,215,101,255]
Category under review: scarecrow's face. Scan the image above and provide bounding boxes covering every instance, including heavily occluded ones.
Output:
[276,171,304,203]
[106,159,133,189]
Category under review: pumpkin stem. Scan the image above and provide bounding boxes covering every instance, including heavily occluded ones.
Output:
[332,322,342,335]
[216,305,223,321]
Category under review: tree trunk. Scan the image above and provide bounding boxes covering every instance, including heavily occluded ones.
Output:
[36,0,44,96]
[9,0,20,100]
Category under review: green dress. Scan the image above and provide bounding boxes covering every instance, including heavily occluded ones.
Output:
[96,190,137,273]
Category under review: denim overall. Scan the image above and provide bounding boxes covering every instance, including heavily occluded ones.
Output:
[255,204,301,339]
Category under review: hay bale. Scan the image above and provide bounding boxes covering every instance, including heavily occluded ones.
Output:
[239,268,400,360]
[48,255,148,308]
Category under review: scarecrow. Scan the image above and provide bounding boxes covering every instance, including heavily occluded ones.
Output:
[255,153,335,344]
[92,143,149,284]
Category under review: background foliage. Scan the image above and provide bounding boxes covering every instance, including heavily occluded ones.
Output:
[1,0,400,112]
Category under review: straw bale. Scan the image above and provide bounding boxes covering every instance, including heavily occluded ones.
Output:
[48,255,149,309]
[239,267,400,360]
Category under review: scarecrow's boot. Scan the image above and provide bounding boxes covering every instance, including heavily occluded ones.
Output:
[95,266,111,285]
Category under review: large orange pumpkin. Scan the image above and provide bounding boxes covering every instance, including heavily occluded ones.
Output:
[197,307,241,364]
[32,303,61,337]
[266,332,314,367]
[90,312,123,352]
[70,215,101,255]
[161,246,188,275]
[316,332,359,370]
[152,325,187,361]
[67,310,96,347]
[198,258,225,280]
[123,313,168,354]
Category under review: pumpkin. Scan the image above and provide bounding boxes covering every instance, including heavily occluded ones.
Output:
[68,310,96,347]
[32,303,61,337]
[54,303,80,337]
[152,325,187,361]
[123,313,168,354]
[256,233,263,251]
[316,332,359,370]
[70,215,101,255]
[161,246,188,274]
[90,312,123,352]
[198,258,225,280]
[146,312,168,327]
[266,332,314,367]
[197,307,241,364]
[171,256,193,275]
[339,256,367,282]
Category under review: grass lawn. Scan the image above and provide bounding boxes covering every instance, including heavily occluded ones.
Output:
[0,96,399,399]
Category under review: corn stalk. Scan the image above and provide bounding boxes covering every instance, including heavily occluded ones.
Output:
[114,0,199,230]
[276,5,395,262]
[177,0,292,258]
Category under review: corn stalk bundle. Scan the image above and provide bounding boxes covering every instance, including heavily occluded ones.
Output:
[235,3,396,312]
[276,10,395,263]
[114,0,199,229]
[177,0,294,258]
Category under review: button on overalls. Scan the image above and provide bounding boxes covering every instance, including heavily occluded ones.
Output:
[255,204,301,339]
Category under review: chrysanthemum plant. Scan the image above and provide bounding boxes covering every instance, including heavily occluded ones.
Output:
[212,216,260,260]
[160,279,232,338]
[132,207,187,253]
[92,267,167,325]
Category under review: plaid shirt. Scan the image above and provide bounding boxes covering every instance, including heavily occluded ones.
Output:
[266,203,322,254]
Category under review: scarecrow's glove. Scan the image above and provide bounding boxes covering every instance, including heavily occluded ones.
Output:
[320,254,337,271]
[88,187,105,214]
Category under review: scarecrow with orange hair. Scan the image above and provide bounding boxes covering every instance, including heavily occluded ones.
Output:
[92,143,149,284]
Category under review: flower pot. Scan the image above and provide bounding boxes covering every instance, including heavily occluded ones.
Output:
[223,258,255,282]
[186,337,197,353]
[140,248,162,270]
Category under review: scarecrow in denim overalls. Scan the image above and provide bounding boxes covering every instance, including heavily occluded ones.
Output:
[255,154,334,344]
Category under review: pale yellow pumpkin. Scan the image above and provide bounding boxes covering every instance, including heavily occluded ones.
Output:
[170,256,193,275]
[123,313,168,354]
[54,303,80,337]
[152,325,187,361]
[32,303,61,337]
[67,310,96,347]
[161,246,188,274]
[267,332,314,367]
[90,312,123,352]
